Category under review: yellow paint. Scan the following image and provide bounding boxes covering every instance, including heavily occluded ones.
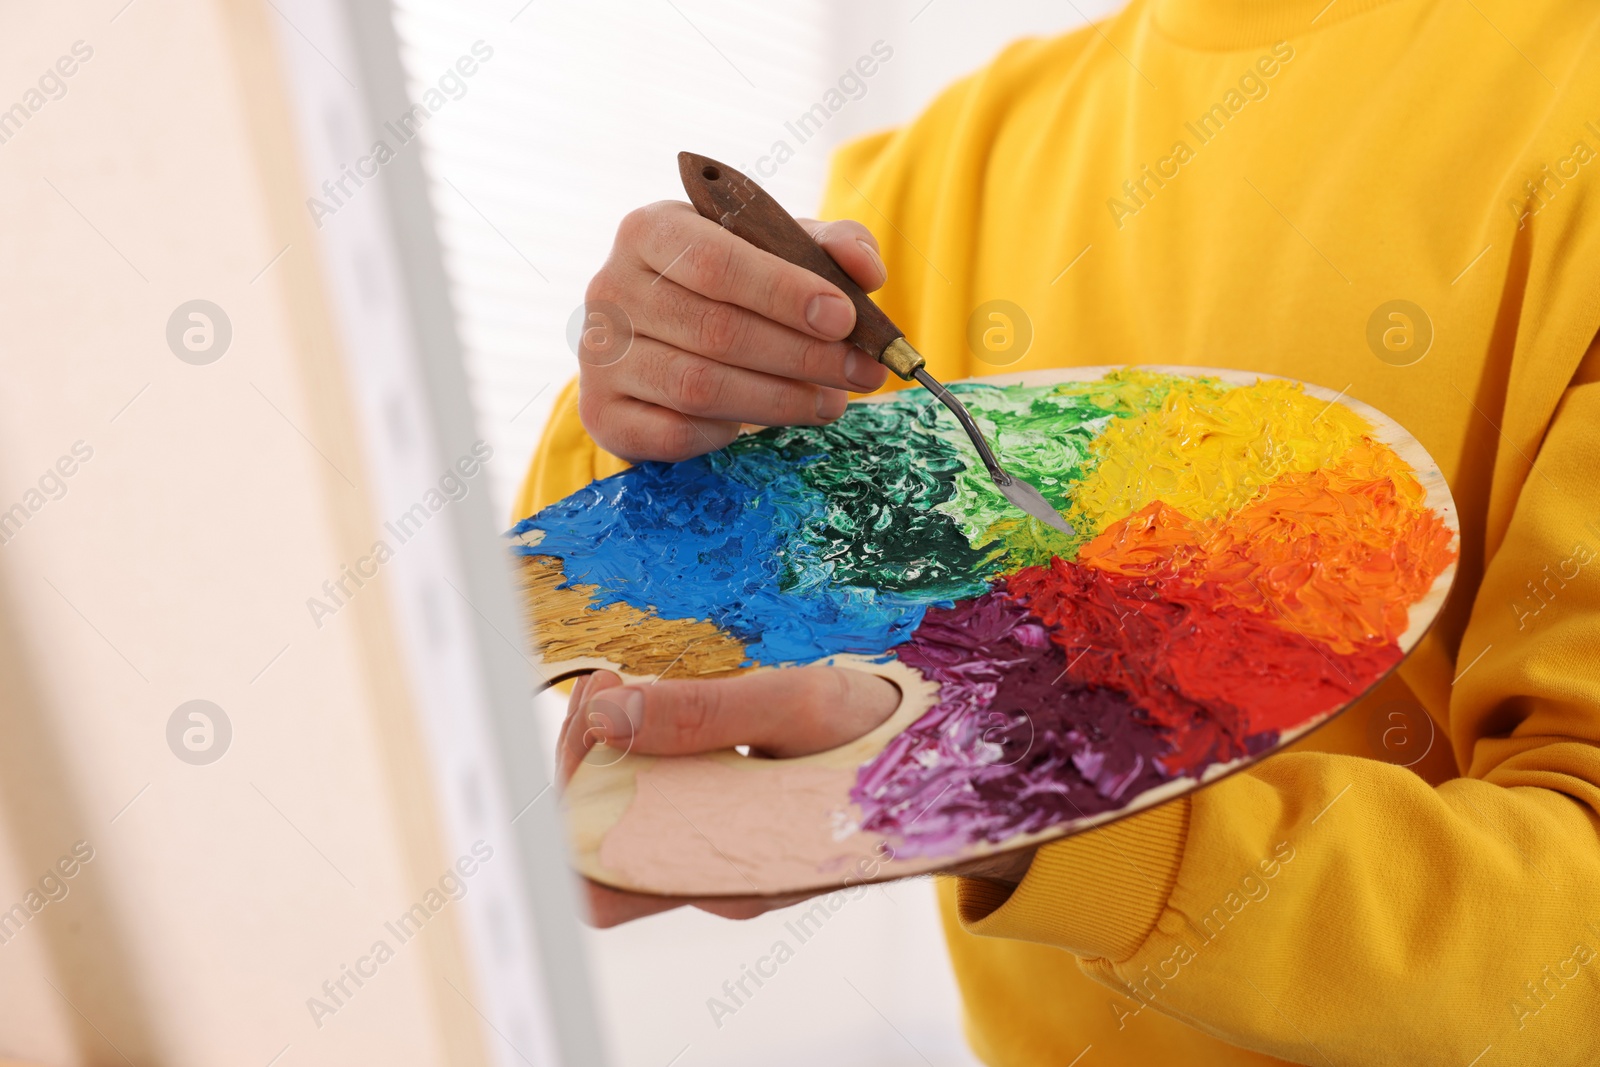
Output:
[1068,376,1376,538]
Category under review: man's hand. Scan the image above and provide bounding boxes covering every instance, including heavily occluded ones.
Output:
[556,668,1035,928]
[577,201,891,463]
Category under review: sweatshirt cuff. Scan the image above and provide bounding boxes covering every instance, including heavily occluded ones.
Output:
[954,796,1190,961]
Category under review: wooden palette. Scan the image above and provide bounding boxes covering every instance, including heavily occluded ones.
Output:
[512,367,1459,897]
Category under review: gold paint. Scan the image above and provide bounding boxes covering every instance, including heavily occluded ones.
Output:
[517,555,748,678]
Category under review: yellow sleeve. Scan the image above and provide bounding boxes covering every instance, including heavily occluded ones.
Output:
[955,357,1600,1062]
[511,376,631,521]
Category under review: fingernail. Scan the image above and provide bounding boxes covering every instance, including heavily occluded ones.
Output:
[856,239,887,287]
[843,349,887,391]
[586,687,643,742]
[816,388,847,420]
[805,293,854,339]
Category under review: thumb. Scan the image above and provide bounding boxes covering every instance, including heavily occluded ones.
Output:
[580,667,899,759]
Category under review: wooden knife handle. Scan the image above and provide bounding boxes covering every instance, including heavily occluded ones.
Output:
[678,151,913,373]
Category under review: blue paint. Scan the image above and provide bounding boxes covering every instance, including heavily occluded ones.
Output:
[510,445,938,665]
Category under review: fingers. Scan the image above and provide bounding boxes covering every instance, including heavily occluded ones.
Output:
[562,666,901,930]
[576,389,739,465]
[579,200,891,464]
[556,673,587,786]
[559,670,626,784]
[582,878,806,927]
[693,890,815,920]
[604,338,851,428]
[579,666,900,760]
[628,278,889,393]
[582,878,686,928]
[628,202,858,342]
[798,217,887,293]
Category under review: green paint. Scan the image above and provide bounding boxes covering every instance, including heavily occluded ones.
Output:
[730,371,1185,583]
[931,373,1177,566]
[741,401,1003,599]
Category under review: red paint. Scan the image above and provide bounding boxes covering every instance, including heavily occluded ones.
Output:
[1004,559,1402,776]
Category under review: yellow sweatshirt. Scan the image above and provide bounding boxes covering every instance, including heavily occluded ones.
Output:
[517,0,1600,1062]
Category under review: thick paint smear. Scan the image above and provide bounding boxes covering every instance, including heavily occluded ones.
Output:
[850,593,1171,857]
[930,372,1176,566]
[513,403,1010,664]
[516,372,1186,657]
[513,450,933,663]
[516,555,746,678]
[1067,375,1375,539]
[759,401,1001,600]
[1076,438,1458,653]
[1004,558,1402,776]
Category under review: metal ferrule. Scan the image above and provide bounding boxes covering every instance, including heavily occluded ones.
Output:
[879,337,926,380]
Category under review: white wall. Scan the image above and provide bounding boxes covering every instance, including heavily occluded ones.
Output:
[390,3,1125,1066]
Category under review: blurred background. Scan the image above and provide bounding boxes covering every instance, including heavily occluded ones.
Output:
[0,1,1117,1065]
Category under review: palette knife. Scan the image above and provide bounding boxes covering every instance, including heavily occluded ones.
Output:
[679,152,1074,536]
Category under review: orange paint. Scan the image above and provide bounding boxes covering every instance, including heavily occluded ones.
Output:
[1075,438,1456,654]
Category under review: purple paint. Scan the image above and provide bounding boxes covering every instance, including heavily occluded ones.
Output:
[851,592,1172,858]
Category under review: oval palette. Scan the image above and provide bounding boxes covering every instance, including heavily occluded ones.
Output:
[510,367,1459,896]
